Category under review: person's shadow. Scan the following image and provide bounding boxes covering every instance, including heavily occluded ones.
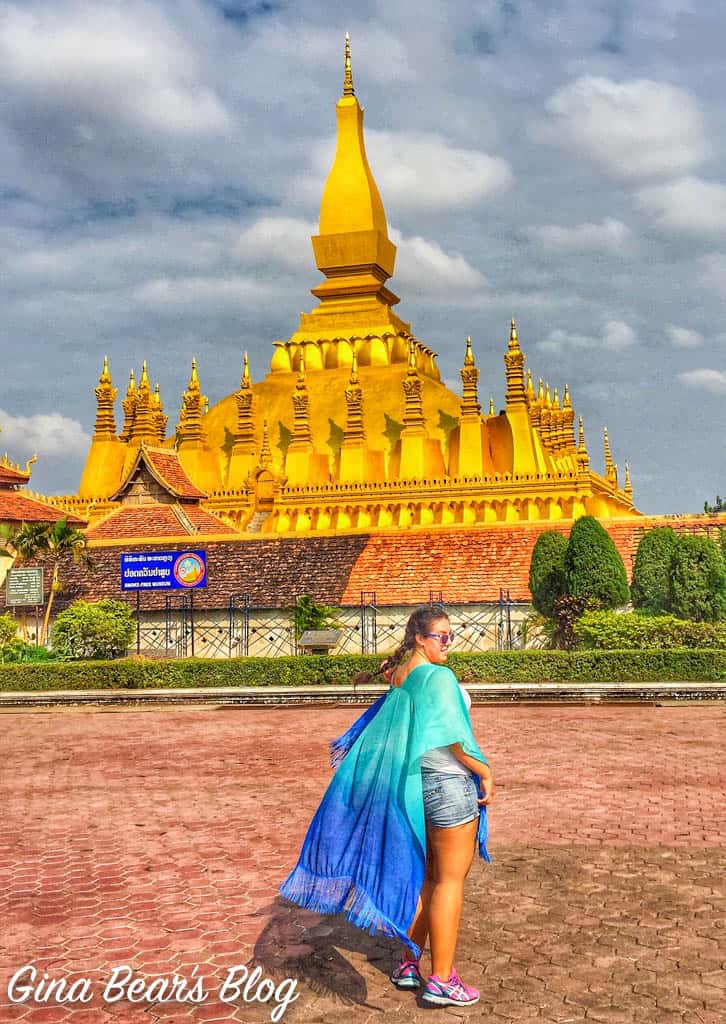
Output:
[251,895,396,1012]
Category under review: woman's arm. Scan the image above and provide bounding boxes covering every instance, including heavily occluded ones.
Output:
[449,743,494,805]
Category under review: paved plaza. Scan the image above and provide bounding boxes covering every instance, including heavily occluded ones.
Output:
[1,701,724,1024]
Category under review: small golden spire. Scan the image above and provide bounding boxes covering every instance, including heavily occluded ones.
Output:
[297,349,306,386]
[100,355,112,384]
[526,370,535,400]
[350,348,359,385]
[624,462,632,494]
[578,416,586,448]
[189,357,200,391]
[552,387,561,410]
[139,360,150,390]
[563,384,572,408]
[152,383,161,407]
[545,383,552,408]
[508,318,519,351]
[126,368,136,394]
[241,352,251,388]
[259,419,272,468]
[343,32,355,97]
[489,397,495,416]
[464,335,475,367]
[538,378,544,402]
[603,426,614,471]
[407,339,417,374]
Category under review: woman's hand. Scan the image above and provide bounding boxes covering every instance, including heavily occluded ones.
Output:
[478,770,494,806]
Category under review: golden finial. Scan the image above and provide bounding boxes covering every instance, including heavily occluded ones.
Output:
[563,384,572,408]
[553,388,560,410]
[508,318,519,351]
[545,383,552,408]
[603,426,614,470]
[526,370,535,400]
[350,348,359,385]
[100,355,112,384]
[241,352,251,388]
[139,361,150,389]
[126,368,136,394]
[189,358,200,391]
[343,32,355,97]
[297,349,306,384]
[578,416,586,448]
[464,335,475,367]
[152,382,162,407]
[624,462,632,494]
[538,378,544,402]
[489,397,495,416]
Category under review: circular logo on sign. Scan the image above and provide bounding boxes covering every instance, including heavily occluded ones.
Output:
[173,552,205,588]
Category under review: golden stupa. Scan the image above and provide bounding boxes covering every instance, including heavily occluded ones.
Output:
[70,37,637,536]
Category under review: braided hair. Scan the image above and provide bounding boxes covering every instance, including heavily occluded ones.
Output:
[379,603,448,676]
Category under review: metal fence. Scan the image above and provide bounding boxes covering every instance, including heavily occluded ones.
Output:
[132,591,533,659]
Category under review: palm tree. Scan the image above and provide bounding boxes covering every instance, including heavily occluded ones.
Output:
[0,521,52,640]
[40,518,92,644]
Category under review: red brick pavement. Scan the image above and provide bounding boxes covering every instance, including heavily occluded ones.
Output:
[1,704,725,1024]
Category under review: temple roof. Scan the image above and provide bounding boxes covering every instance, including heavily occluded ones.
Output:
[87,504,236,542]
[0,463,31,487]
[111,445,207,501]
[0,491,85,526]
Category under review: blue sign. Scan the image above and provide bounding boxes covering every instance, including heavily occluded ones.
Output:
[120,550,207,591]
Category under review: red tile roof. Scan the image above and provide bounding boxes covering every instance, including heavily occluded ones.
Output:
[0,491,84,525]
[111,446,207,501]
[0,464,30,486]
[87,503,236,541]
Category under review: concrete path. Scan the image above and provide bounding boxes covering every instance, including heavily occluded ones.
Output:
[1,704,724,1023]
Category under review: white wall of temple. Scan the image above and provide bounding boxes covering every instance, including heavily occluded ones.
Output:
[126,601,535,659]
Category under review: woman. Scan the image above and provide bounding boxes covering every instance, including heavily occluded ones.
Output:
[280,605,493,1008]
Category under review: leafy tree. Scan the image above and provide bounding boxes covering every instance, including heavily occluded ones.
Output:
[0,612,18,646]
[529,531,568,617]
[669,535,726,623]
[290,594,339,640]
[51,599,135,660]
[631,527,680,615]
[564,515,629,610]
[0,520,53,639]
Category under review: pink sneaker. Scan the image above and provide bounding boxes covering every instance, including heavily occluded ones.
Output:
[390,956,422,989]
[422,968,479,1006]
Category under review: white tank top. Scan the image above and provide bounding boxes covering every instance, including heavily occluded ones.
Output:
[419,683,472,777]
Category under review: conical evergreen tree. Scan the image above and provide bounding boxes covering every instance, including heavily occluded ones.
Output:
[529,531,568,617]
[631,526,679,614]
[564,515,629,609]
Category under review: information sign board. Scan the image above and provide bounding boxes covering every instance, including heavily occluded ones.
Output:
[5,567,44,606]
[120,550,207,591]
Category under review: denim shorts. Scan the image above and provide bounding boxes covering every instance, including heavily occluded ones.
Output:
[421,769,479,828]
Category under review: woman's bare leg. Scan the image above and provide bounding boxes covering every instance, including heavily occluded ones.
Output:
[406,834,433,954]
[426,818,478,980]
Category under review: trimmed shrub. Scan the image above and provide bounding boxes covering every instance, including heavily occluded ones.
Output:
[564,516,630,609]
[631,527,680,615]
[0,613,18,646]
[0,648,724,691]
[669,535,726,622]
[529,531,568,617]
[574,610,726,650]
[51,599,136,660]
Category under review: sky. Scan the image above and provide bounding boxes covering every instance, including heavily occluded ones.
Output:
[0,0,723,514]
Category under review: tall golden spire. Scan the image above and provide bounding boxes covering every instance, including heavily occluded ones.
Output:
[577,416,590,475]
[624,462,633,497]
[93,356,117,438]
[504,318,526,407]
[177,358,206,445]
[120,368,136,442]
[152,383,168,444]
[233,352,255,454]
[460,336,481,418]
[343,32,355,97]
[402,340,425,429]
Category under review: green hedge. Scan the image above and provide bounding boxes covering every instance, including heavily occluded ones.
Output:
[0,648,725,692]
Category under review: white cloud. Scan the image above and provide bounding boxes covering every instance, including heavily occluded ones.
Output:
[537,320,637,354]
[678,369,726,395]
[603,320,636,350]
[535,76,709,181]
[235,216,317,272]
[390,229,487,292]
[635,177,726,236]
[0,409,90,459]
[700,253,726,297]
[666,325,703,349]
[527,218,632,253]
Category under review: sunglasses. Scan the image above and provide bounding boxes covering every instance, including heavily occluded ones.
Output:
[424,631,455,645]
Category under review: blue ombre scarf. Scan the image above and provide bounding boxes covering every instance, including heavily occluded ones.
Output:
[279,664,490,958]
